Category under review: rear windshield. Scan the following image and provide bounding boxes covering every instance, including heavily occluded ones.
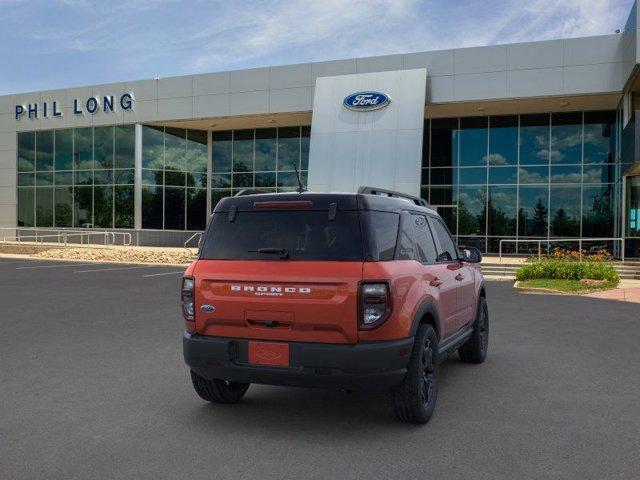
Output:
[200,210,364,261]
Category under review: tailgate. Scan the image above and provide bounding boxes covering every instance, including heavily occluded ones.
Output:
[193,260,363,344]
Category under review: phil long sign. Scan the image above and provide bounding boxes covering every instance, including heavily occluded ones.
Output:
[15,93,134,120]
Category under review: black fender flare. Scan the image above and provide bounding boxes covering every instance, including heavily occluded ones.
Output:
[409,300,442,340]
[478,279,487,299]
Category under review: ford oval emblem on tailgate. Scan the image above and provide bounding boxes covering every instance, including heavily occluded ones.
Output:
[343,91,390,111]
[200,304,215,313]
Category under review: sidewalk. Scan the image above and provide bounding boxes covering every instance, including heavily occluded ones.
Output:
[582,280,640,304]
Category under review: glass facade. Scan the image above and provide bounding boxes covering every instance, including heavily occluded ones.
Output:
[211,126,310,209]
[17,124,310,232]
[141,126,208,230]
[14,114,625,251]
[17,125,135,228]
[422,111,621,253]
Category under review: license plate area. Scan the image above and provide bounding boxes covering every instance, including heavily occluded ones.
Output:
[248,341,290,367]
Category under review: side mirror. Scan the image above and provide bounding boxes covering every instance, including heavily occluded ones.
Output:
[461,246,482,263]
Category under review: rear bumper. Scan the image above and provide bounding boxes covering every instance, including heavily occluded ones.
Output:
[183,332,414,394]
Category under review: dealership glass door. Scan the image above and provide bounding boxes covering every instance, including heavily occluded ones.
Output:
[625,175,640,257]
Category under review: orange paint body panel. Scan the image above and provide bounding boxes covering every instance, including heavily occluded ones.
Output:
[193,260,362,344]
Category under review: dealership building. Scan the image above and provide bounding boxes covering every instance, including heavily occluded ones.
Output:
[2,4,640,256]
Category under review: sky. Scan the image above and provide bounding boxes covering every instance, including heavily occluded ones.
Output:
[0,0,636,95]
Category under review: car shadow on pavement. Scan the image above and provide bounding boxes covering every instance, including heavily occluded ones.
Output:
[179,357,465,434]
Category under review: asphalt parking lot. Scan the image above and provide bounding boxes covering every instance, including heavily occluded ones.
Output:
[1,258,639,480]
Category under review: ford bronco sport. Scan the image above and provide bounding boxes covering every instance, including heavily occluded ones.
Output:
[182,186,488,423]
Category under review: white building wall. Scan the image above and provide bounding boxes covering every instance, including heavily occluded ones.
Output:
[0,24,636,228]
[307,69,426,196]
[0,96,17,230]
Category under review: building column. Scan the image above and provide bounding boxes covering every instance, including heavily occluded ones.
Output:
[134,124,143,232]
[206,130,212,223]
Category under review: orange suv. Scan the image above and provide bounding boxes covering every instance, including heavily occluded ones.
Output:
[182,187,488,423]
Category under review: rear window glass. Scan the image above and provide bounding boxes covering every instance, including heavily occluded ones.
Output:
[200,210,363,261]
[361,211,399,261]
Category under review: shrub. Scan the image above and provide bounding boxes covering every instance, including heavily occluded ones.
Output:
[550,247,612,263]
[515,259,619,283]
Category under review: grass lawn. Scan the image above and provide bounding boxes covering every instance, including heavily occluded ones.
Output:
[515,278,619,293]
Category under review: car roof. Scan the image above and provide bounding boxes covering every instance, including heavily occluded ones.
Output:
[214,191,439,216]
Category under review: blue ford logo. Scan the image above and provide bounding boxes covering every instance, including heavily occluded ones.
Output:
[343,91,390,111]
[200,304,215,313]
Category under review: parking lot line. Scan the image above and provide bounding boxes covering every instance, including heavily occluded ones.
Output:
[142,271,185,277]
[74,265,163,273]
[16,262,96,270]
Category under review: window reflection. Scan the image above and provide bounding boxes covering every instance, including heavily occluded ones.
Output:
[458,186,486,235]
[255,128,277,171]
[489,167,517,184]
[550,165,581,183]
[212,131,232,172]
[17,188,34,227]
[488,116,517,166]
[55,130,73,171]
[18,132,35,172]
[458,117,487,167]
[518,186,549,237]
[430,118,457,167]
[211,126,310,213]
[550,186,580,237]
[17,126,135,229]
[520,114,549,165]
[582,184,614,237]
[36,131,54,171]
[551,113,582,164]
[518,166,548,184]
[584,111,615,164]
[488,186,517,236]
[233,130,254,172]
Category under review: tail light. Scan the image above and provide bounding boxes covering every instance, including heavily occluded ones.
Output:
[181,276,195,321]
[359,282,392,329]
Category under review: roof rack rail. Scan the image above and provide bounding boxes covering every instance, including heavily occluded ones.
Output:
[234,189,270,197]
[358,186,429,208]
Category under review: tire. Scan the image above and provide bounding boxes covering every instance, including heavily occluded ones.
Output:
[458,296,489,364]
[388,324,438,424]
[190,370,250,404]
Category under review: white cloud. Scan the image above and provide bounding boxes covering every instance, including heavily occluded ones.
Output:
[1,0,634,92]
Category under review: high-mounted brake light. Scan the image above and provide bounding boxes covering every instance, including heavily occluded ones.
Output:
[253,200,313,209]
[359,282,392,329]
[181,276,195,321]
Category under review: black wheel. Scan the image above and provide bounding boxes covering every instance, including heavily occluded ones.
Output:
[388,324,438,424]
[190,370,250,404]
[458,296,489,364]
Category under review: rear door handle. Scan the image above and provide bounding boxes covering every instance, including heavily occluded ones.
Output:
[455,273,465,281]
[430,277,443,287]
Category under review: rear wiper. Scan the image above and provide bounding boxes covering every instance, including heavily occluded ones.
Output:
[248,247,290,259]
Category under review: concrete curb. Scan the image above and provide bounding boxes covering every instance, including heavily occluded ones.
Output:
[512,280,619,296]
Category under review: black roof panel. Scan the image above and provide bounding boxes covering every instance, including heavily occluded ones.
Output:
[213,191,437,215]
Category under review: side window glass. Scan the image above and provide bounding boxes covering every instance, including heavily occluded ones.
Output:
[429,217,458,262]
[395,214,417,260]
[411,214,438,263]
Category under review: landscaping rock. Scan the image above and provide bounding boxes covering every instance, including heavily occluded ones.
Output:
[31,246,195,265]
[579,278,607,287]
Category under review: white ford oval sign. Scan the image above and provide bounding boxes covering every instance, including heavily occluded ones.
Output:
[343,91,390,111]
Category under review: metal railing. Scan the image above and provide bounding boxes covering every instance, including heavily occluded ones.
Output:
[1,229,132,248]
[498,238,625,262]
[183,232,202,249]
